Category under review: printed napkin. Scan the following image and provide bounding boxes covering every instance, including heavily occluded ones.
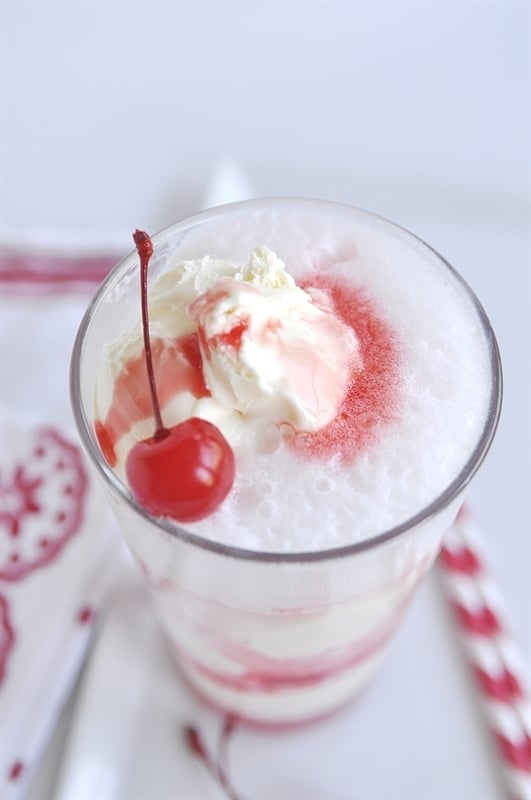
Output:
[0,253,123,800]
[0,160,255,800]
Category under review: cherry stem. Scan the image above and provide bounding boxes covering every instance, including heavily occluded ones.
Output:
[133,229,168,440]
[218,713,238,787]
[184,716,245,800]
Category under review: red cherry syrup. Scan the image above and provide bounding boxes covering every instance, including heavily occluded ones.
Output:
[296,275,400,462]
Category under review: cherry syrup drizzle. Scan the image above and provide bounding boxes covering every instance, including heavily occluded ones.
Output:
[184,715,245,800]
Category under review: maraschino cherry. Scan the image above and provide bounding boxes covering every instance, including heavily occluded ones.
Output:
[125,230,235,522]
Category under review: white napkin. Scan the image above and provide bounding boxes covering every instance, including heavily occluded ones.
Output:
[0,280,123,800]
[0,160,256,800]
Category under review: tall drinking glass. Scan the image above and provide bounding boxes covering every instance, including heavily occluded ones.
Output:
[70,199,501,728]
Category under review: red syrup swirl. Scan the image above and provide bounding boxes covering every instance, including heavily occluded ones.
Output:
[295,274,400,462]
[172,597,406,695]
[95,332,209,468]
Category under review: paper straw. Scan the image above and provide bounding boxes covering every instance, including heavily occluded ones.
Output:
[438,505,531,800]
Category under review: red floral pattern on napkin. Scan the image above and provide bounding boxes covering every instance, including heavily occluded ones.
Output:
[0,596,15,686]
[0,428,88,582]
[0,264,122,800]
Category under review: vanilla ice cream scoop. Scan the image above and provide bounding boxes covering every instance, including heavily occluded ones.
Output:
[95,246,363,469]
[188,247,361,431]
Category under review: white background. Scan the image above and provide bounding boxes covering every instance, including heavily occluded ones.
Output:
[1,2,530,798]
[2,1,528,238]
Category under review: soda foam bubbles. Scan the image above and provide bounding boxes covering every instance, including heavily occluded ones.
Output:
[96,201,492,553]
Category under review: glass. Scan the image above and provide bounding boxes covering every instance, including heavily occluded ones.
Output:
[70,199,502,728]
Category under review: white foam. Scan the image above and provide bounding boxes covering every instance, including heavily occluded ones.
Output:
[100,201,494,553]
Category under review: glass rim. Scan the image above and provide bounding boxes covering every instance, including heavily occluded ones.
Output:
[70,197,503,564]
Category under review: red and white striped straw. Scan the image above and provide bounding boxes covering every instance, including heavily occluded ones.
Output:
[438,504,531,800]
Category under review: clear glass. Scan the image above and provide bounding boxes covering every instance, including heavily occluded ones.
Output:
[70,199,502,728]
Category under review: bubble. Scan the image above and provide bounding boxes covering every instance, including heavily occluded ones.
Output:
[236,486,261,511]
[429,381,451,400]
[254,422,281,454]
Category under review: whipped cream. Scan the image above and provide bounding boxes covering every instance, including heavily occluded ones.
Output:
[95,246,361,464]
[189,247,361,431]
